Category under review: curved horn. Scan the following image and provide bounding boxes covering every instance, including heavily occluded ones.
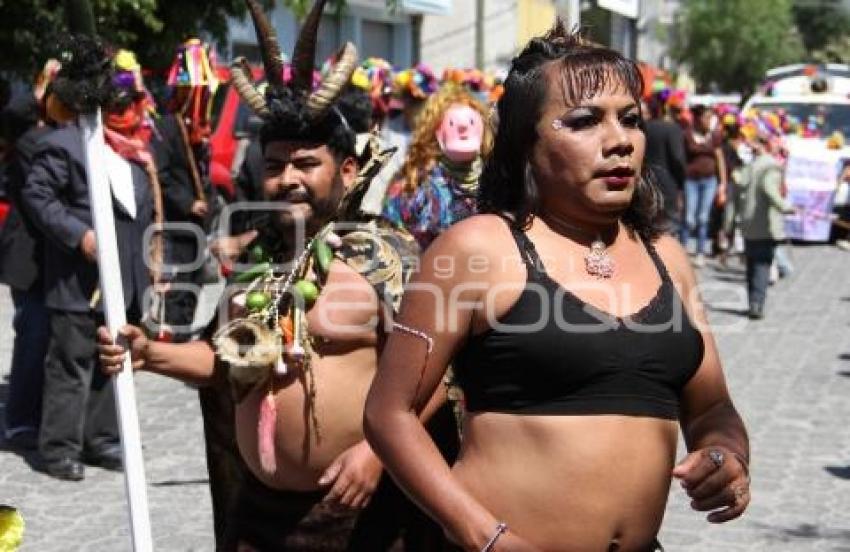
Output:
[245,0,285,89]
[306,42,358,119]
[292,0,329,93]
[230,57,270,117]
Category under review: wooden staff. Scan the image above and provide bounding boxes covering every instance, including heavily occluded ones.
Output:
[175,114,206,202]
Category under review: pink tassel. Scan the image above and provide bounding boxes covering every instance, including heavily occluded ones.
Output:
[258,393,277,474]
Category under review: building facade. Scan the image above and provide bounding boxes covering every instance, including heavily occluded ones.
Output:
[222,0,679,73]
[223,0,558,75]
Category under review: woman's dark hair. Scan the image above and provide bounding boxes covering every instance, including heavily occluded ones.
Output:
[478,20,664,241]
[690,104,708,119]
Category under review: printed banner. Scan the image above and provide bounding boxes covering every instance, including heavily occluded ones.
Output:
[783,138,842,241]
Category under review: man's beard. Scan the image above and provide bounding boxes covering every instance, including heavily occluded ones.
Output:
[269,173,345,240]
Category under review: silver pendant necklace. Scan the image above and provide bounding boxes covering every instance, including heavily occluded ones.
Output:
[543,214,616,279]
[585,238,615,279]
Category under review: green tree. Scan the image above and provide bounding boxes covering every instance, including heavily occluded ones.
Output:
[792,0,850,54]
[0,0,396,82]
[811,35,850,64]
[672,0,805,95]
[0,0,259,79]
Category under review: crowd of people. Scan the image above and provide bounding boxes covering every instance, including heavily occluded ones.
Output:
[641,91,841,319]
[0,0,764,550]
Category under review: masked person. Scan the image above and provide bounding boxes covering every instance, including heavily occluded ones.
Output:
[21,35,153,481]
[105,49,164,281]
[152,38,220,341]
[97,1,453,549]
[351,57,399,215]
[382,83,493,249]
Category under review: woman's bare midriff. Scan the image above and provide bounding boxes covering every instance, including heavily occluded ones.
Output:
[235,345,378,492]
[452,413,678,552]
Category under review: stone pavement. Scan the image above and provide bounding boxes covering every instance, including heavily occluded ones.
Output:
[1,244,849,551]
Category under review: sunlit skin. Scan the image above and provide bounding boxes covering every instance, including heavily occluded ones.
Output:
[98,141,398,511]
[365,63,749,552]
[215,141,388,494]
[454,69,674,552]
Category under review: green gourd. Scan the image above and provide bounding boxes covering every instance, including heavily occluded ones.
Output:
[245,291,271,311]
[292,280,319,308]
[234,262,271,283]
[312,240,333,275]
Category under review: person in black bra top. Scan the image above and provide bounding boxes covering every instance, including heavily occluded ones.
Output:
[364,21,750,552]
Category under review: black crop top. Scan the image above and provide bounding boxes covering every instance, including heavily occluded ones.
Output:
[453,224,704,419]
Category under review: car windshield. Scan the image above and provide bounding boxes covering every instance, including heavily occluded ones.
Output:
[750,102,850,136]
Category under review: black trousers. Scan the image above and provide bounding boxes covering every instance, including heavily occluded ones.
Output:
[163,236,203,341]
[744,239,777,308]
[39,310,119,461]
[5,288,49,432]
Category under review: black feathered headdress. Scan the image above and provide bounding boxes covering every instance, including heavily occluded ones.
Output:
[50,34,113,113]
[232,0,359,147]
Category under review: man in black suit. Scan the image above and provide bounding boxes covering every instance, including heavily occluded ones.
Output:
[0,94,54,449]
[151,39,219,341]
[643,94,687,235]
[20,37,153,480]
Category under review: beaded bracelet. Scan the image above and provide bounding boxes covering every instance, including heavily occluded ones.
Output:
[392,322,434,352]
[481,522,508,552]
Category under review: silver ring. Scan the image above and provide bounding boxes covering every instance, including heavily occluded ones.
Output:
[708,449,725,469]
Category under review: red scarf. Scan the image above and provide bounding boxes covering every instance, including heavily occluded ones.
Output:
[104,106,153,167]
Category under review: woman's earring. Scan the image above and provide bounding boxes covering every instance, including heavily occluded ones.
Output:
[552,118,565,131]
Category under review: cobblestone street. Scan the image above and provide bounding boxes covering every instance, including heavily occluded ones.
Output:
[1,245,849,551]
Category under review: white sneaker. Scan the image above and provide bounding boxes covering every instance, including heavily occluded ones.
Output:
[837,239,850,251]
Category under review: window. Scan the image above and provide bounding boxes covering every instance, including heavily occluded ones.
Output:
[749,102,850,136]
[361,20,394,60]
[317,15,342,64]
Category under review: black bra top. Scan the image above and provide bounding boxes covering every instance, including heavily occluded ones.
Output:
[453,222,705,419]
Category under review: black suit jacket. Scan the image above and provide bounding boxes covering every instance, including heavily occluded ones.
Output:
[21,123,153,313]
[151,114,216,223]
[150,114,216,262]
[0,125,53,291]
[644,119,687,220]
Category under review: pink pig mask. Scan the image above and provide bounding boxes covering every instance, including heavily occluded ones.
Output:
[436,104,484,163]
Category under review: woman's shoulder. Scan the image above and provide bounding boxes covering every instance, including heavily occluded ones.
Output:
[651,233,696,288]
[427,214,515,256]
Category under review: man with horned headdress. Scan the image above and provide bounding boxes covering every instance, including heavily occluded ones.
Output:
[98,0,455,549]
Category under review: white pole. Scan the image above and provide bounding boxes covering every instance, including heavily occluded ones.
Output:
[80,110,154,552]
[567,0,581,31]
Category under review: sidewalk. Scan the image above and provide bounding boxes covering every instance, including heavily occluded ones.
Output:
[1,244,849,550]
